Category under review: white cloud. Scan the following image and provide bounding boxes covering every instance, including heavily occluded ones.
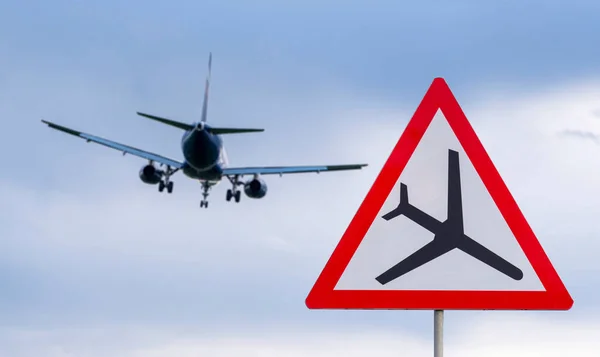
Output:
[0,313,597,356]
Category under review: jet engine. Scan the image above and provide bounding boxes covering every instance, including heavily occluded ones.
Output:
[139,164,163,184]
[243,177,268,198]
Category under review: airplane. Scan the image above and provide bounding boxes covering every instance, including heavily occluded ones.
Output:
[41,53,368,208]
[375,149,523,285]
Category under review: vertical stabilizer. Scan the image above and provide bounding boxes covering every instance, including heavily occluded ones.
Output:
[200,52,212,123]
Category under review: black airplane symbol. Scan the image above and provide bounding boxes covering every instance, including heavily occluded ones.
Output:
[376,149,524,285]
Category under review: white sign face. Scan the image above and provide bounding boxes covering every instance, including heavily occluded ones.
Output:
[334,110,545,292]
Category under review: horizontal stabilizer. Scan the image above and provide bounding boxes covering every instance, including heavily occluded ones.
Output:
[137,112,262,135]
[209,127,264,134]
[136,112,194,131]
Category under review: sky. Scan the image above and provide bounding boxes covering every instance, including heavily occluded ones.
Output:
[1,0,600,355]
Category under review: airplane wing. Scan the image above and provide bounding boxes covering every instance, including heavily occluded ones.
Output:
[222,164,367,176]
[41,120,185,169]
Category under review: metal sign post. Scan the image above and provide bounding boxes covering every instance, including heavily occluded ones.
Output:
[434,310,443,357]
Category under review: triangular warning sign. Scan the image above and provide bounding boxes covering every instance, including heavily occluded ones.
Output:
[306,78,573,310]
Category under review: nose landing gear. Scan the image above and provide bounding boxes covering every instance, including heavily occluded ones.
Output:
[199,181,212,208]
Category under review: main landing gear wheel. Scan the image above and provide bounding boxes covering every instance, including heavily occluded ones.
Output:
[157,164,176,194]
[225,175,243,203]
[158,181,174,193]
[200,200,208,208]
[226,189,241,203]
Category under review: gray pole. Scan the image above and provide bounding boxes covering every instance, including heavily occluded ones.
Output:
[434,310,443,357]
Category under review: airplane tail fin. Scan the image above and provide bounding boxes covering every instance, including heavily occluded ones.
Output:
[382,183,409,221]
[200,52,212,123]
[137,53,264,135]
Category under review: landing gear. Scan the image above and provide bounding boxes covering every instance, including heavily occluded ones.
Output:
[199,181,211,208]
[226,189,241,203]
[157,164,177,194]
[158,180,174,193]
[225,175,243,203]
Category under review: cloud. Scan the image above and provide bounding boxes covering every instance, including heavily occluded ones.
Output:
[558,129,600,144]
[0,313,597,356]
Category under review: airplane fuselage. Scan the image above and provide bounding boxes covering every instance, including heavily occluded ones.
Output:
[180,123,227,182]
